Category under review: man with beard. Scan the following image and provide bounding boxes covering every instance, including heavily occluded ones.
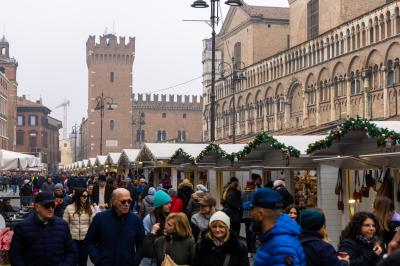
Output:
[249,188,306,266]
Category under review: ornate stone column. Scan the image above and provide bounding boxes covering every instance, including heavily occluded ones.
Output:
[346,77,352,118]
[302,87,308,127]
[330,81,336,121]
[263,101,267,131]
[361,69,371,119]
[316,86,321,126]
[382,65,389,118]
[274,99,278,131]
[253,104,258,133]
[284,97,291,129]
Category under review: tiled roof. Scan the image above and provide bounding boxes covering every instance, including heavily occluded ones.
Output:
[16,97,45,108]
[243,4,289,20]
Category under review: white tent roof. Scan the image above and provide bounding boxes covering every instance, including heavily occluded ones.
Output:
[88,158,96,167]
[120,149,141,163]
[372,121,400,132]
[143,143,209,160]
[83,159,89,167]
[77,161,83,169]
[0,149,39,170]
[274,135,327,155]
[219,144,247,154]
[95,155,108,166]
[107,152,121,165]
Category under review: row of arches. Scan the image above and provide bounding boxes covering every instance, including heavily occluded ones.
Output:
[212,6,400,102]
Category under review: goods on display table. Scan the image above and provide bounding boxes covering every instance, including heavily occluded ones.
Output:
[293,170,318,208]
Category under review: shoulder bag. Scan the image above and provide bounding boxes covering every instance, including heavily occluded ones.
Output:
[337,169,344,211]
[353,171,362,203]
[360,171,369,198]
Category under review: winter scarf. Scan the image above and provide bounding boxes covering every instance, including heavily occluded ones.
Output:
[355,234,379,248]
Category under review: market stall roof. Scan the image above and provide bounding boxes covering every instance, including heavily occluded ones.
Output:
[313,156,380,169]
[306,118,400,156]
[82,159,89,168]
[169,144,209,164]
[95,155,108,167]
[88,158,96,167]
[195,143,246,166]
[138,143,209,162]
[118,149,141,166]
[360,152,400,169]
[106,152,121,166]
[232,133,324,169]
[0,149,40,170]
[77,161,83,169]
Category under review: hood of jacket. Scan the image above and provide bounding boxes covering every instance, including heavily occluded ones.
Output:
[260,213,301,243]
[191,212,210,231]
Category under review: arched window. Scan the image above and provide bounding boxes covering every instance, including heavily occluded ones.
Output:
[234,42,241,69]
[387,61,394,86]
[109,120,114,130]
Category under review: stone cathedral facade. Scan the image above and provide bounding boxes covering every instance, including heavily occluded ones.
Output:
[202,0,400,143]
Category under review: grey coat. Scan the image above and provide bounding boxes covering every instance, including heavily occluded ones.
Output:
[143,234,195,266]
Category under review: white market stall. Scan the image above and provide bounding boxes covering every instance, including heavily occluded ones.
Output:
[0,149,40,171]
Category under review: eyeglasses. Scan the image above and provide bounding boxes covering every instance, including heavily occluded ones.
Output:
[119,199,132,205]
[81,195,88,199]
[41,201,55,209]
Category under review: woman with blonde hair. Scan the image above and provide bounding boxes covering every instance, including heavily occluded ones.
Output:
[143,212,195,266]
[373,196,400,248]
[194,211,249,266]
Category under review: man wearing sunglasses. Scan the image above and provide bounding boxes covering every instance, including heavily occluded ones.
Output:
[10,192,76,266]
[85,188,144,266]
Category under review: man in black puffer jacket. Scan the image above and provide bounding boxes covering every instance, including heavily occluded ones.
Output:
[10,192,76,266]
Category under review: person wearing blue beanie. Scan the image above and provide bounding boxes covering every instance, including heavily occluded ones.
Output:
[153,190,171,209]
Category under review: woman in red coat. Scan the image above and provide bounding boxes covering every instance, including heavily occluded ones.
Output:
[169,188,183,213]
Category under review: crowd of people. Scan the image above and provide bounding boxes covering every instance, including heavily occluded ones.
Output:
[4,172,400,266]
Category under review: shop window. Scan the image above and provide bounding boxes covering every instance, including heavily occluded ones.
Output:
[293,170,318,208]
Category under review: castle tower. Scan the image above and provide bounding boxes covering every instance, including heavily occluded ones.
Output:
[0,35,18,151]
[86,34,135,156]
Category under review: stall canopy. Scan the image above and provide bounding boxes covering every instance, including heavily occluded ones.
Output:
[234,133,326,169]
[0,149,40,170]
[118,149,141,167]
[195,143,246,167]
[83,159,89,168]
[88,158,96,168]
[95,155,108,167]
[138,143,208,162]
[306,118,400,156]
[169,144,209,165]
[106,152,121,166]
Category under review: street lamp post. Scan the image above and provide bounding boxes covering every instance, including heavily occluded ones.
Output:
[218,57,246,144]
[95,90,117,155]
[191,0,243,142]
[71,123,78,162]
[132,112,146,148]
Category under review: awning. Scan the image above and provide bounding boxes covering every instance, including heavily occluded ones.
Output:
[360,152,400,169]
[313,156,380,169]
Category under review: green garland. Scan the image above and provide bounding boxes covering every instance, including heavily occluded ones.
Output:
[235,132,301,160]
[169,148,195,164]
[306,117,400,154]
[195,143,236,162]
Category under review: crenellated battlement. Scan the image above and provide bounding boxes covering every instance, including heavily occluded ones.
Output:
[86,34,135,51]
[133,93,203,104]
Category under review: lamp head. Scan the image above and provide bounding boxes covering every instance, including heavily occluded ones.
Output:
[108,103,117,110]
[225,0,242,6]
[191,0,209,8]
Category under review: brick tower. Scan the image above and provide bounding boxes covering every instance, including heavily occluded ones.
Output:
[0,35,18,150]
[86,34,135,156]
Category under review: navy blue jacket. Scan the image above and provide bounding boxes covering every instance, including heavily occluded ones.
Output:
[300,230,348,266]
[254,214,306,266]
[85,208,145,266]
[338,237,382,266]
[54,193,71,218]
[10,212,76,266]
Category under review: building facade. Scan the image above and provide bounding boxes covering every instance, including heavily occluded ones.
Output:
[202,0,400,143]
[86,34,135,156]
[132,94,203,148]
[59,139,72,166]
[16,96,62,173]
[0,73,9,149]
[0,35,18,150]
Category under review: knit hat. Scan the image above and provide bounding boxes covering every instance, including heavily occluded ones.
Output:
[54,183,64,190]
[154,190,171,208]
[273,179,285,188]
[196,184,208,193]
[148,187,156,196]
[300,209,326,231]
[209,211,230,229]
[249,188,283,210]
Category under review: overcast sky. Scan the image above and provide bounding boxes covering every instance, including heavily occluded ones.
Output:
[1,0,288,136]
